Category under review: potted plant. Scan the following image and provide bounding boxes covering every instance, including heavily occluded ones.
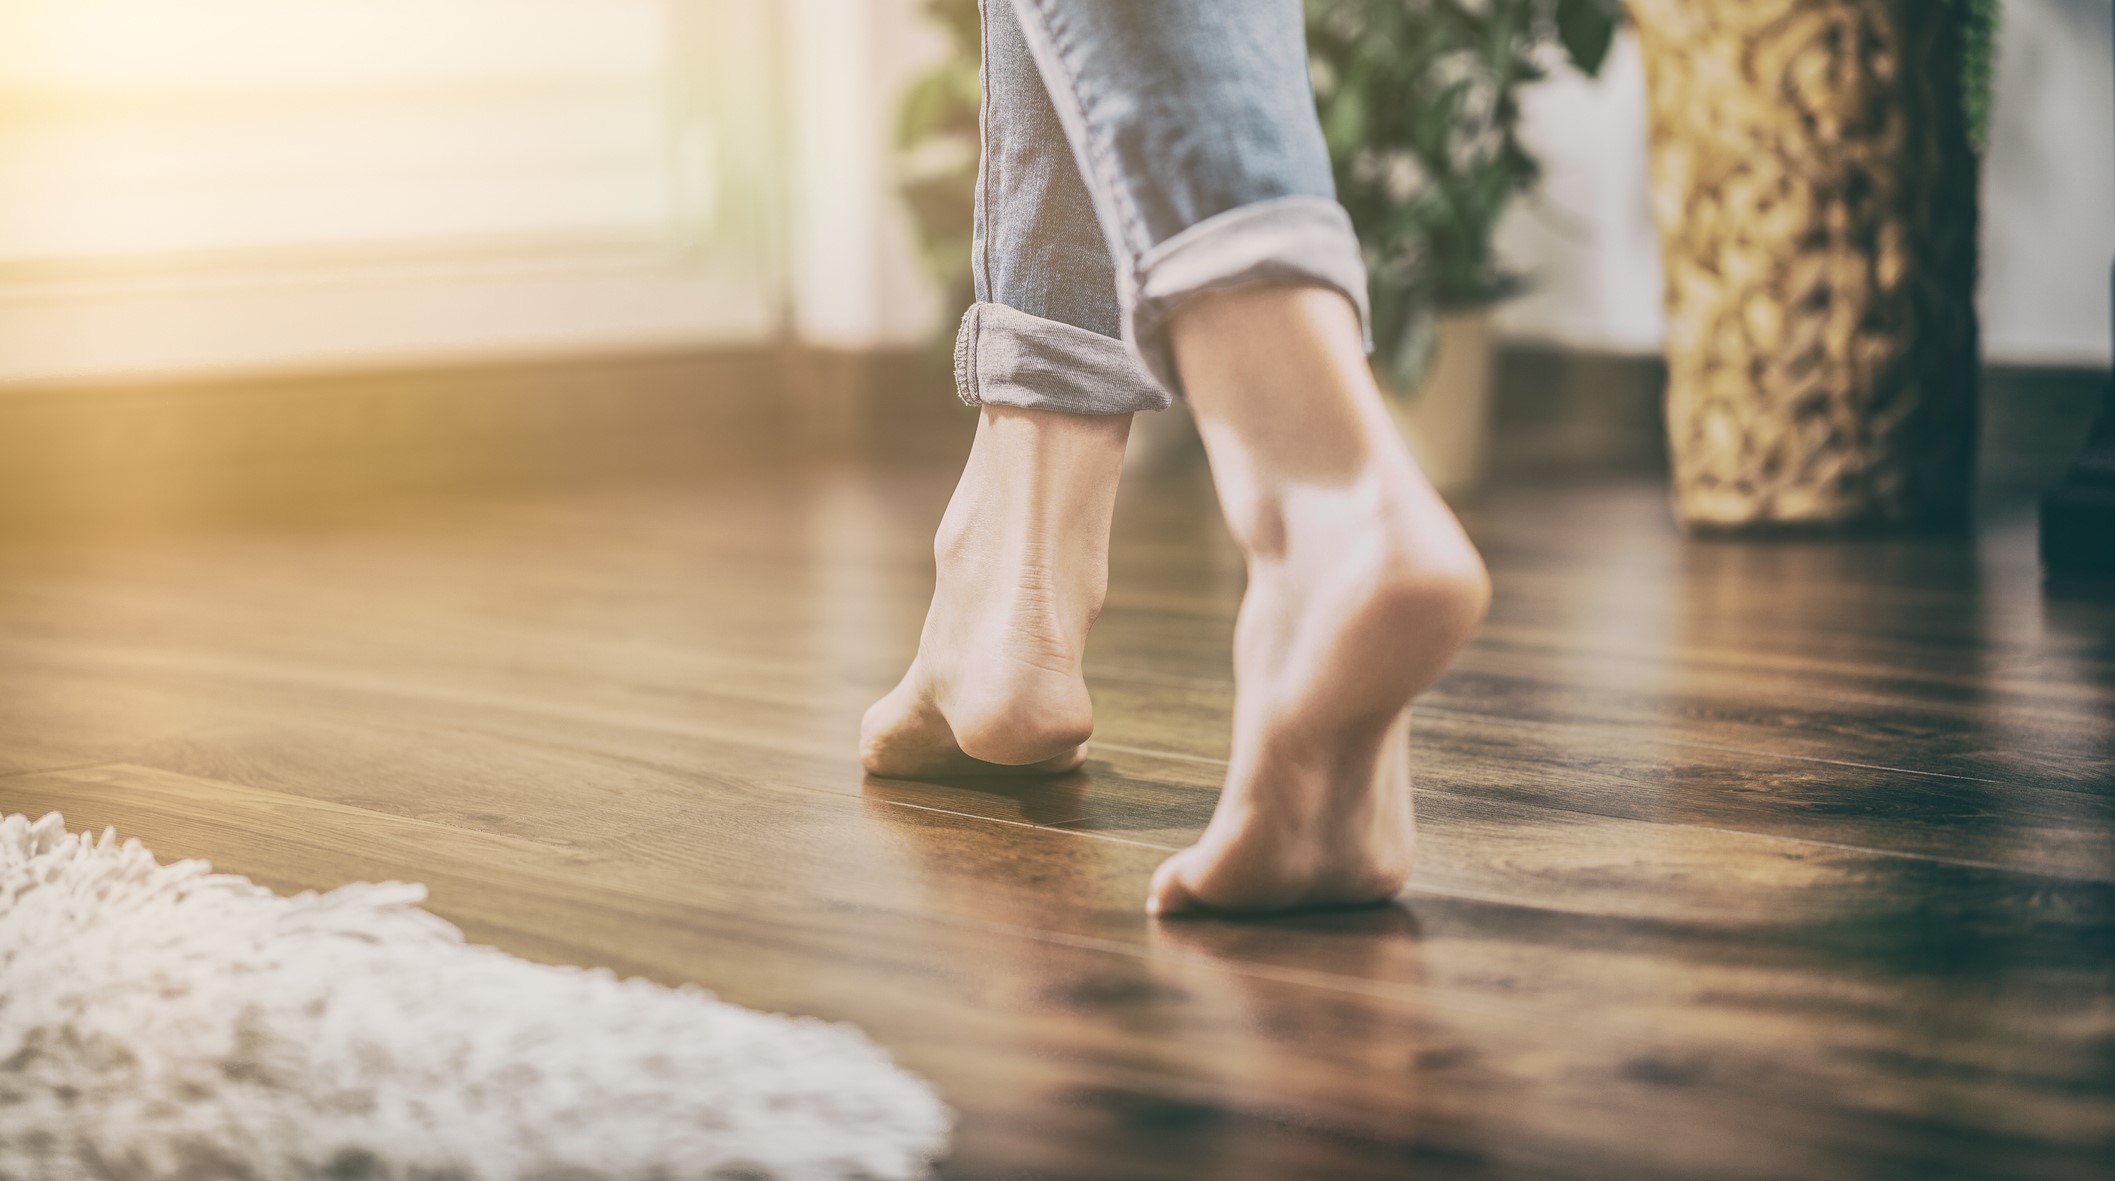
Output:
[1307,0,1620,491]
[1627,0,1998,530]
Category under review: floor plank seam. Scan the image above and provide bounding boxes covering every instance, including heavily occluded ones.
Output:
[1086,665,2101,792]
[1086,742,2111,881]
[878,798,1180,852]
[0,759,139,788]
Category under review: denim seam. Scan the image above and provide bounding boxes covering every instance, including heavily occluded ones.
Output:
[1013,0,1148,269]
[953,304,981,405]
[972,0,994,301]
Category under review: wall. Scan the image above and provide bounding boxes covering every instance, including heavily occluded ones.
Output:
[782,0,950,349]
[1977,0,2114,365]
[0,0,781,387]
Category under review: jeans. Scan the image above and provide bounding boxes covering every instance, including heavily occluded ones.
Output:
[957,0,1372,415]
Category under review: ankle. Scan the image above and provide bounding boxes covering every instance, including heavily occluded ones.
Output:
[934,407,1129,562]
[968,407,1131,500]
[1173,286,1391,474]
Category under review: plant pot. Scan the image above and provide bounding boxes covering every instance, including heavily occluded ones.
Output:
[1383,312,1496,495]
[1629,0,1980,531]
[1123,399,1202,474]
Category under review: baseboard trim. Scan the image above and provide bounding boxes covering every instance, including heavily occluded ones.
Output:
[0,342,2099,537]
[0,347,789,536]
[2038,373,2115,583]
[1488,345,2113,493]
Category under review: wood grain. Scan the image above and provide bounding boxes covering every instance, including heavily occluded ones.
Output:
[1,453,2109,1180]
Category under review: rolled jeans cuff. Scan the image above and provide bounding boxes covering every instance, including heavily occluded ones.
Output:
[1125,195,1373,396]
[954,301,1172,415]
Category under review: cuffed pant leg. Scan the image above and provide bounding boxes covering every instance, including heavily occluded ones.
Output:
[955,302,1170,414]
[1004,0,1373,395]
[960,0,1165,415]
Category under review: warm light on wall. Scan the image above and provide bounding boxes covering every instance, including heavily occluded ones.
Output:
[0,0,782,385]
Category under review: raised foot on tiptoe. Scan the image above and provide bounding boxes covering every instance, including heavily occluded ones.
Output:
[860,404,1123,780]
[1144,710,1423,916]
[1147,487,1491,916]
[859,564,1099,778]
[858,658,1093,778]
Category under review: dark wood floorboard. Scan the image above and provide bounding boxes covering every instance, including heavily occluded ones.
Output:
[1,461,2110,1180]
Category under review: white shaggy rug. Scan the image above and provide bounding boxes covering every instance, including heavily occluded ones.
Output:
[0,812,950,1181]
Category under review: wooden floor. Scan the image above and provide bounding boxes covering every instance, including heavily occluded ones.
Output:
[2,453,2110,1180]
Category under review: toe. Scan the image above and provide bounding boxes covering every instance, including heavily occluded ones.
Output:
[858,677,959,778]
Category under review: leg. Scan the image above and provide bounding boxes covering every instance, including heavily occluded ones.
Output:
[999,0,1490,913]
[859,0,1165,777]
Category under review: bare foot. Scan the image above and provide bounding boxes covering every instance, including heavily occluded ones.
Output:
[1147,287,1490,916]
[861,407,1129,778]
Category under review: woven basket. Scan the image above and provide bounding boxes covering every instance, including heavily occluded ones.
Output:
[1630,0,1981,530]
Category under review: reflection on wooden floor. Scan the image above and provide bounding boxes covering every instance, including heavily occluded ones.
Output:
[1,453,2109,1180]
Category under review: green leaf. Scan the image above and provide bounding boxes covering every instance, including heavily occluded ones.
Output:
[1320,86,1370,158]
[1554,0,1619,78]
[1958,0,1999,153]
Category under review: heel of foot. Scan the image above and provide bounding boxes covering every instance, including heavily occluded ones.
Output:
[950,708,1093,767]
[943,669,1094,766]
[1368,551,1492,651]
[859,681,1090,778]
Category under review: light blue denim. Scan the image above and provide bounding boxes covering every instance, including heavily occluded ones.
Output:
[956,0,1372,415]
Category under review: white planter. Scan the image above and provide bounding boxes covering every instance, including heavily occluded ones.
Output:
[1121,311,1496,485]
[1383,312,1495,494]
[1123,397,1200,474]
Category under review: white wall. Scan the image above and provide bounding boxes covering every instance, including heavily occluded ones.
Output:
[782,0,949,349]
[1978,0,2114,366]
[1497,0,2114,367]
[1490,32,1665,355]
[0,0,780,387]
